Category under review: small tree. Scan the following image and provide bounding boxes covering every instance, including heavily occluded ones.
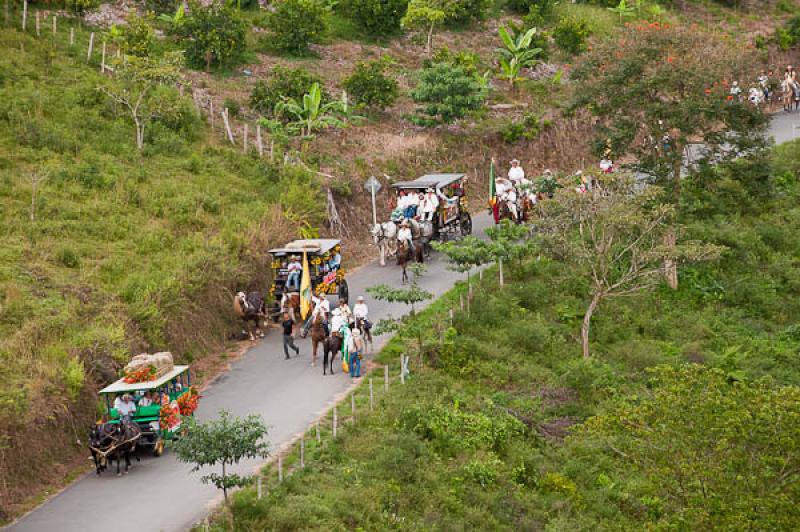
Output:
[172,1,247,71]
[250,66,326,118]
[99,53,182,150]
[274,82,351,137]
[410,62,487,125]
[537,176,722,359]
[341,0,409,36]
[267,0,327,54]
[172,410,270,503]
[342,58,399,110]
[496,25,542,88]
[434,236,493,288]
[367,263,433,360]
[401,0,447,55]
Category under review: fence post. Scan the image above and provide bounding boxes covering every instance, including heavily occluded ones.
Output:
[384,365,389,392]
[222,108,235,144]
[351,393,355,423]
[278,455,283,482]
[257,476,262,499]
[369,378,374,411]
[21,0,26,32]
[256,124,263,156]
[300,438,305,468]
[243,123,248,153]
[400,354,405,384]
[100,41,106,73]
[459,294,464,311]
[449,308,453,324]
[333,407,338,439]
[87,32,94,61]
[51,13,55,35]
[209,99,214,128]
[69,27,74,46]
[315,419,320,443]
[499,257,504,287]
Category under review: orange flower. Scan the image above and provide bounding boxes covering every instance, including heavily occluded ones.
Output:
[727,95,734,101]
[667,56,674,63]
[704,88,711,95]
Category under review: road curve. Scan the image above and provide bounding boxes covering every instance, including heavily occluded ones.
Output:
[5,113,797,532]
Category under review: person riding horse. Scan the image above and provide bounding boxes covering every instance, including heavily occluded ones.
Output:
[397,219,415,257]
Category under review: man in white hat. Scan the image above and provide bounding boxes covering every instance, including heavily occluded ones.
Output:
[508,159,525,186]
[114,394,137,423]
[397,219,414,253]
[330,307,346,337]
[420,188,439,222]
[353,295,369,326]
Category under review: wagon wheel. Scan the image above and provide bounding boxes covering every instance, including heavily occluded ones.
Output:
[338,279,349,303]
[460,212,473,236]
[153,436,165,457]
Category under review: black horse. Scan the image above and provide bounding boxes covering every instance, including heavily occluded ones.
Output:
[322,334,343,376]
[89,421,141,476]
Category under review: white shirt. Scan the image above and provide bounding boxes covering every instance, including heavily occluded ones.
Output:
[312,297,330,319]
[422,194,439,213]
[407,194,419,206]
[508,166,525,182]
[353,303,369,320]
[330,313,346,334]
[138,397,153,407]
[398,227,412,242]
[600,159,613,171]
[114,397,136,417]
[397,195,408,209]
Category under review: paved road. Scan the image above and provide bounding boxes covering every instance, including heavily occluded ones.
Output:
[6,113,797,532]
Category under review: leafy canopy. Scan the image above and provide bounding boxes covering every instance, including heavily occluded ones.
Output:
[410,61,487,125]
[342,58,399,110]
[171,1,248,70]
[267,0,328,54]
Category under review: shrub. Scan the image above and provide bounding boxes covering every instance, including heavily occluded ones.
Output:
[267,0,327,54]
[144,0,177,14]
[340,0,409,36]
[342,58,399,110]
[505,0,552,16]
[174,2,248,70]
[553,16,591,55]
[775,16,800,51]
[64,0,99,13]
[56,247,80,268]
[121,13,156,57]
[410,62,486,125]
[250,66,326,118]
[500,113,550,144]
[445,0,490,25]
[61,357,86,400]
[223,97,241,118]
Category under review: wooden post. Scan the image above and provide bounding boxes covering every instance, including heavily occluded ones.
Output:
[479,269,483,281]
[315,419,320,443]
[100,41,106,73]
[400,354,405,384]
[384,365,389,392]
[87,32,94,61]
[333,407,338,439]
[222,108,235,144]
[256,124,263,156]
[449,309,454,324]
[116,48,120,58]
[278,455,283,482]
[351,394,356,422]
[243,124,248,153]
[21,0,27,32]
[209,99,214,128]
[499,258,504,287]
[257,476,262,499]
[34,10,39,36]
[51,14,56,35]
[369,378,374,411]
[69,27,74,46]
[300,438,305,468]
[459,294,464,311]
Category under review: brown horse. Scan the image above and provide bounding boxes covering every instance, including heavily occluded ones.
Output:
[322,334,342,376]
[89,421,141,476]
[233,291,266,340]
[310,313,326,367]
[397,240,423,284]
[519,196,535,222]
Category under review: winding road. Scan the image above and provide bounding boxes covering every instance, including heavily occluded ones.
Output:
[5,114,797,532]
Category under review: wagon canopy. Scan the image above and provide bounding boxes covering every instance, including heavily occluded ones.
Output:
[99,365,190,395]
[391,173,465,191]
[268,239,341,256]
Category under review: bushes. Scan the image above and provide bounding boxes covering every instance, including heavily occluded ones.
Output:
[173,2,248,70]
[340,0,409,36]
[500,113,550,144]
[267,0,328,54]
[410,62,487,125]
[342,58,399,110]
[64,0,99,13]
[250,66,326,117]
[553,16,591,55]
[120,13,156,57]
[775,16,800,51]
[144,0,177,14]
[505,0,553,16]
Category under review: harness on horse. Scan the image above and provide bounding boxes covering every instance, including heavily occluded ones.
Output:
[90,424,142,459]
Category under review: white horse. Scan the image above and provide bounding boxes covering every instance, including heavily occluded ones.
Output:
[370,221,398,266]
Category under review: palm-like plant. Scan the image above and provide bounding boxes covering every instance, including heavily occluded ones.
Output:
[274,82,345,137]
[496,26,543,88]
[608,0,636,22]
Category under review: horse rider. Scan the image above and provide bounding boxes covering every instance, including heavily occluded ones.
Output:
[420,188,439,222]
[353,295,370,331]
[338,298,354,326]
[397,219,414,254]
[508,158,525,186]
[330,307,347,338]
[496,177,518,222]
[729,80,743,102]
[114,394,137,423]
[285,255,302,292]
[306,293,330,336]
[758,70,771,101]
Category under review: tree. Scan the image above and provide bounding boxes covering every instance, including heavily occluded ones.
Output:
[274,82,351,137]
[537,175,722,359]
[342,58,399,110]
[485,220,534,285]
[496,25,542,88]
[434,236,493,288]
[99,53,182,150]
[172,1,247,71]
[570,22,767,288]
[367,263,433,360]
[341,0,408,36]
[402,0,447,55]
[579,364,800,529]
[267,0,327,54]
[250,66,326,119]
[410,62,487,125]
[172,410,270,503]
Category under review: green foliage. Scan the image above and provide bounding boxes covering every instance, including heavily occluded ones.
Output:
[500,113,550,143]
[410,62,487,125]
[61,357,85,400]
[444,0,491,24]
[342,58,399,110]
[172,410,270,502]
[267,0,328,54]
[505,0,553,16]
[340,0,409,36]
[274,82,352,137]
[402,0,447,52]
[249,66,326,119]
[496,25,543,87]
[223,97,241,118]
[172,1,248,70]
[775,16,800,50]
[119,13,156,57]
[553,16,591,55]
[144,0,178,14]
[64,0,99,13]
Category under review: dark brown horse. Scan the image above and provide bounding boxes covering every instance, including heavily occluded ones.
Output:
[322,334,342,376]
[89,421,141,476]
[233,291,266,340]
[310,313,326,367]
[397,240,423,284]
[355,317,373,353]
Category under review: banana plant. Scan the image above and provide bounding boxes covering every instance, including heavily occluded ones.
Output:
[157,3,185,27]
[274,82,346,138]
[496,26,542,88]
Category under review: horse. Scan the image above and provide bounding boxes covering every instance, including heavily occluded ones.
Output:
[233,291,266,340]
[497,200,517,223]
[322,334,343,376]
[355,317,373,353]
[782,79,800,112]
[396,240,422,284]
[408,218,434,258]
[89,421,142,476]
[519,196,536,223]
[310,313,326,366]
[370,221,398,266]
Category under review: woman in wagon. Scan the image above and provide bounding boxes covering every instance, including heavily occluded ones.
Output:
[421,188,439,222]
[114,394,137,423]
[397,219,414,254]
[285,255,302,292]
[403,190,419,219]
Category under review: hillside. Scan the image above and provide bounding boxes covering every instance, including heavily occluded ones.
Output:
[1,0,799,523]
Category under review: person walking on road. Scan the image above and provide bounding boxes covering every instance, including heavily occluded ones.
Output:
[282,313,300,359]
[348,328,364,378]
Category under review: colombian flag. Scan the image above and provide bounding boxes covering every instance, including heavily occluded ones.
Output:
[300,252,312,320]
[488,158,496,207]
